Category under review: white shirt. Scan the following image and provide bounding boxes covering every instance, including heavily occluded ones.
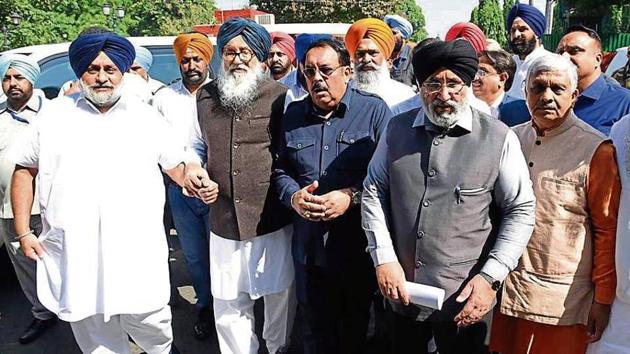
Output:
[11,94,187,322]
[280,70,308,111]
[610,115,630,305]
[352,78,416,113]
[489,92,506,119]
[0,92,45,218]
[153,78,210,163]
[507,46,552,99]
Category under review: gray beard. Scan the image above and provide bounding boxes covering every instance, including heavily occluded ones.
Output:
[80,78,123,107]
[421,89,470,128]
[353,64,390,94]
[217,65,265,112]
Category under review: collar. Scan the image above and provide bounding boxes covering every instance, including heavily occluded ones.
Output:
[0,93,44,123]
[177,75,211,96]
[307,84,352,119]
[579,74,606,101]
[75,92,127,115]
[531,110,577,137]
[412,104,473,133]
[490,92,505,109]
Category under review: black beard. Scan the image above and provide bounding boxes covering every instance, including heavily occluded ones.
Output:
[511,36,537,56]
[182,70,205,87]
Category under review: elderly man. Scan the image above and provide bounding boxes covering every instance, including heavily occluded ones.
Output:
[192,18,294,354]
[506,3,552,99]
[268,32,295,81]
[472,49,530,126]
[130,46,165,95]
[557,25,630,135]
[273,38,391,354]
[152,32,215,340]
[0,54,57,344]
[490,53,619,354]
[345,18,415,111]
[385,14,415,87]
[362,39,535,354]
[445,22,487,54]
[11,30,214,354]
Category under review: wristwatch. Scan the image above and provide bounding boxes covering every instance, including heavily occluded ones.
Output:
[350,188,362,206]
[480,272,501,291]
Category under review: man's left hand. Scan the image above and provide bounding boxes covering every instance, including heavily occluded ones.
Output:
[184,163,217,203]
[321,189,352,221]
[586,302,611,343]
[454,274,497,327]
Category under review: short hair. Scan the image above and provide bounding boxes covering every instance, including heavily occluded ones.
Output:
[304,38,351,67]
[564,24,602,49]
[480,49,517,91]
[526,53,578,92]
[79,26,112,36]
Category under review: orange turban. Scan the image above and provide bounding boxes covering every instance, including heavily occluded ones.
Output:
[173,33,214,64]
[345,18,395,59]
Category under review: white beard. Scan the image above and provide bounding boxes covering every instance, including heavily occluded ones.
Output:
[217,64,265,112]
[421,88,470,128]
[80,77,123,107]
[353,63,390,94]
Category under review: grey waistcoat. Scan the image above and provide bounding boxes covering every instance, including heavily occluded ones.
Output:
[387,108,508,320]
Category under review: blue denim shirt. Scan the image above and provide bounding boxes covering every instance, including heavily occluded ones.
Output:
[272,86,392,266]
[574,74,630,135]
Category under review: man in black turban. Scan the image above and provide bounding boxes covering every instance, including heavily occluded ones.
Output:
[361,38,535,353]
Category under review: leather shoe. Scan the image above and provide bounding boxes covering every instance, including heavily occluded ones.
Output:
[193,307,214,340]
[19,317,57,344]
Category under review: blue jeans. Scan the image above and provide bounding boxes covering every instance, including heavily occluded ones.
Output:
[167,183,211,308]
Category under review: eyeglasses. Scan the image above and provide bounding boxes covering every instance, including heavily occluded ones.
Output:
[475,69,498,78]
[223,49,254,63]
[421,80,465,95]
[302,65,344,79]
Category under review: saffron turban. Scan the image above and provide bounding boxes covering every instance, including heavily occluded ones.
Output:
[0,54,40,84]
[133,46,153,71]
[384,15,413,39]
[217,18,271,62]
[445,22,487,54]
[295,34,332,64]
[413,39,479,86]
[506,3,546,38]
[173,33,213,64]
[68,33,135,78]
[270,32,296,64]
[345,18,396,59]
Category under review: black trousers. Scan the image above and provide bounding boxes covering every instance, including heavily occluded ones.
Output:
[296,262,376,354]
[390,311,489,354]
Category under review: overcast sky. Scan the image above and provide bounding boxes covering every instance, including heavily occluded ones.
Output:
[215,0,548,39]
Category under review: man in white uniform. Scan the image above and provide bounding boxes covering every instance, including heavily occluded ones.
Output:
[11,30,216,354]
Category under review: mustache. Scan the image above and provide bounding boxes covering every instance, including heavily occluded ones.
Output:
[89,84,114,89]
[356,62,378,71]
[185,69,202,76]
[431,99,458,109]
[312,82,328,92]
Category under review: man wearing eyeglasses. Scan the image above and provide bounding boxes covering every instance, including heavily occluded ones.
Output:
[272,38,392,354]
[192,18,294,354]
[362,39,535,353]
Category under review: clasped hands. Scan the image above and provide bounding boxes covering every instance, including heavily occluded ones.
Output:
[290,181,352,222]
[183,163,219,204]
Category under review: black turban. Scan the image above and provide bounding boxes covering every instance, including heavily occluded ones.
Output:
[412,39,479,86]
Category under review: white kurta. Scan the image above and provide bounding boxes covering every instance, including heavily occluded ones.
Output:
[351,78,416,113]
[10,94,187,322]
[506,46,552,99]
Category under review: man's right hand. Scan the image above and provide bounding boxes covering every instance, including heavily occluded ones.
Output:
[376,261,410,305]
[291,181,326,221]
[19,234,44,261]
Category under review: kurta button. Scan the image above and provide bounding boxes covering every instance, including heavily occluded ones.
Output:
[349,139,355,143]
[233,143,239,149]
[428,169,436,177]
[297,143,303,148]
[423,200,430,207]
[324,145,329,150]
[233,169,240,175]
[326,121,331,126]
[432,140,439,146]
[236,117,242,121]
[235,197,241,203]
[535,140,541,145]
[417,230,425,238]
[415,260,423,268]
[528,162,534,167]
[322,171,327,176]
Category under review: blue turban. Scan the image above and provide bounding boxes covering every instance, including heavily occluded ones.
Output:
[68,33,135,78]
[507,3,546,38]
[133,46,153,72]
[384,15,413,39]
[217,18,271,62]
[295,34,333,64]
[0,54,40,84]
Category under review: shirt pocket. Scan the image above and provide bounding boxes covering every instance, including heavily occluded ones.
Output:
[335,131,374,170]
[539,177,586,221]
[286,137,316,177]
[454,184,488,204]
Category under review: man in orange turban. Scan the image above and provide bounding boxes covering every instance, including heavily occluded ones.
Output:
[345,18,415,112]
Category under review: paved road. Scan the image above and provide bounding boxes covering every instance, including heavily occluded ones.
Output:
[0,235,304,354]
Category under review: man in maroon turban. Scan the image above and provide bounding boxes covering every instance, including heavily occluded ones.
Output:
[268,32,296,81]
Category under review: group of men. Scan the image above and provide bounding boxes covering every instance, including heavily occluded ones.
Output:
[2,2,630,354]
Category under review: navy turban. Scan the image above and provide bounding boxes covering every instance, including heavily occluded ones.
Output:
[507,3,546,38]
[413,39,479,86]
[295,34,333,64]
[68,33,135,78]
[217,18,271,62]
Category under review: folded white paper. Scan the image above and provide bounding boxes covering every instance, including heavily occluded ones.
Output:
[405,281,445,310]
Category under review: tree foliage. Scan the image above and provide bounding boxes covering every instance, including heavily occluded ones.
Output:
[0,0,216,50]
[470,0,506,48]
[392,0,428,42]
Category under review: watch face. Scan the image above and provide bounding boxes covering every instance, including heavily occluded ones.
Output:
[492,281,501,291]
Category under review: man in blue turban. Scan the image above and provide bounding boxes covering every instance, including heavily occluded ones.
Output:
[130,46,165,95]
[384,14,416,87]
[11,28,215,354]
[0,53,58,346]
[193,15,295,354]
[505,3,551,99]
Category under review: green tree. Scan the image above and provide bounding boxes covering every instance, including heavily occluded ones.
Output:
[470,0,506,47]
[392,0,428,42]
[503,0,516,22]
